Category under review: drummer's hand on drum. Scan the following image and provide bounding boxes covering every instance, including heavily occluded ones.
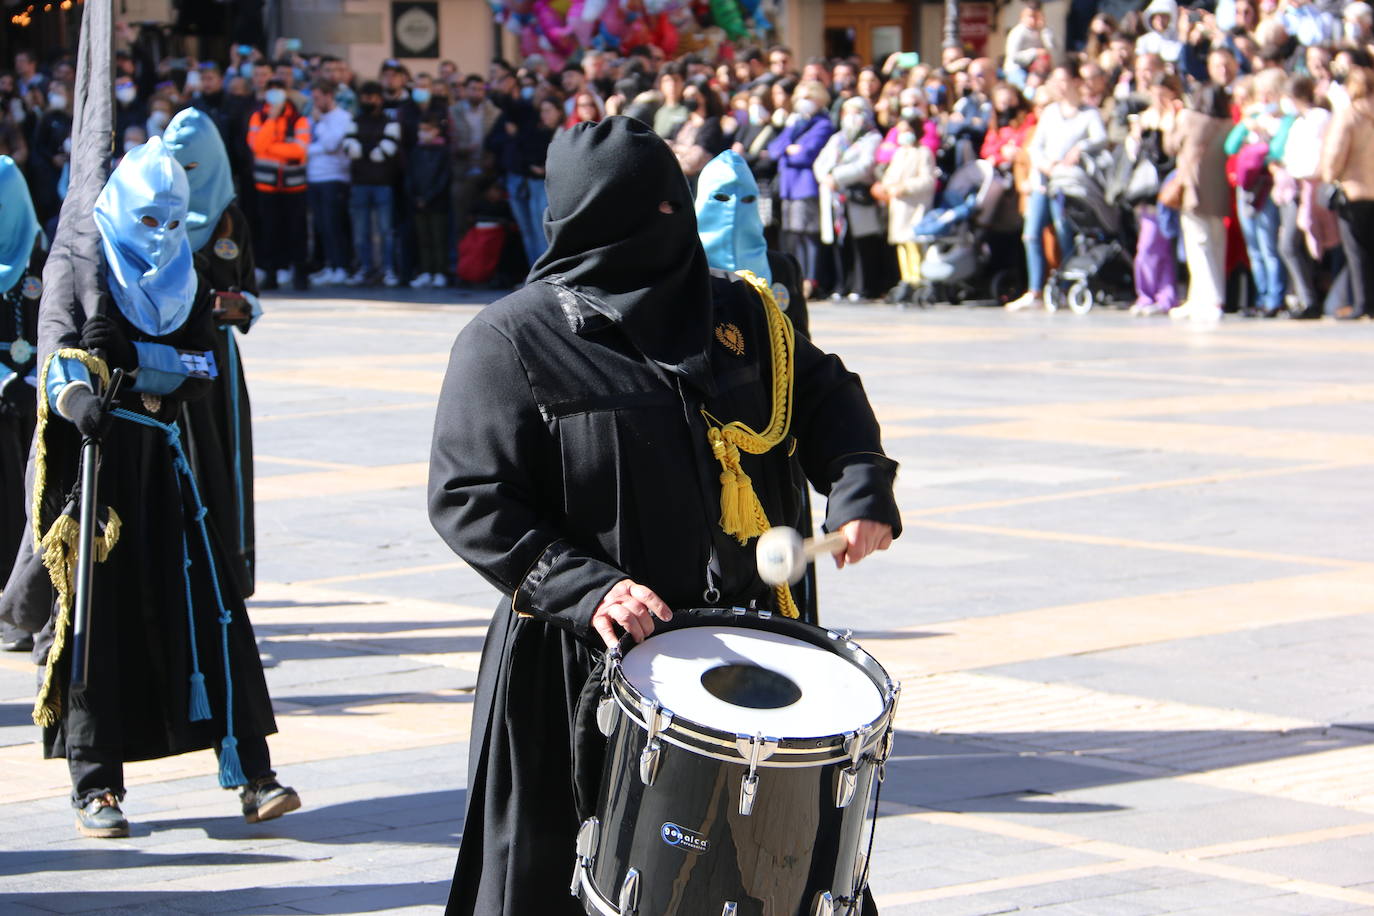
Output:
[832,519,894,570]
[593,579,673,648]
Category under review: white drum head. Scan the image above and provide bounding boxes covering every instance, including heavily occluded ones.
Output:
[621,625,885,739]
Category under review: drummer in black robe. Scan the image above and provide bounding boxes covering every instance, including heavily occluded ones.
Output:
[163,107,260,598]
[0,154,47,654]
[0,137,298,838]
[428,116,901,916]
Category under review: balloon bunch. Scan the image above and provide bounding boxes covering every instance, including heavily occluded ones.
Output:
[489,0,772,68]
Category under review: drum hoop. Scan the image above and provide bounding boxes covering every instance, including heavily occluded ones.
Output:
[575,859,620,916]
[611,678,892,766]
[609,608,896,764]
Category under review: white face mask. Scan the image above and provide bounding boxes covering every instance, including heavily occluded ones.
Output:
[795,98,818,118]
[185,71,202,92]
[48,93,67,111]
[147,110,170,133]
[1280,97,1297,116]
[841,113,865,135]
[897,131,917,146]
[116,85,137,105]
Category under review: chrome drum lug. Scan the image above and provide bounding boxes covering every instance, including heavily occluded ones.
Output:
[618,866,641,914]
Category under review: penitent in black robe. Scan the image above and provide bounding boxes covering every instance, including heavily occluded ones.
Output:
[0,278,276,768]
[428,270,901,916]
[185,203,257,598]
[0,239,46,619]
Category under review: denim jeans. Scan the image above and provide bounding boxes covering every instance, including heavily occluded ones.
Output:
[349,184,394,275]
[1237,194,1285,312]
[307,180,350,270]
[505,174,548,268]
[1022,189,1075,293]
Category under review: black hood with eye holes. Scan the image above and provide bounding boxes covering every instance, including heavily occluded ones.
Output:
[528,116,714,386]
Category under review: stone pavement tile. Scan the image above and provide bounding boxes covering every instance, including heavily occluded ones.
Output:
[1209,833,1374,887]
[885,895,1022,915]
[0,902,53,915]
[1233,893,1373,914]
[1013,795,1369,852]
[278,878,447,914]
[986,897,1169,915]
[1110,877,1314,911]
[882,751,1139,810]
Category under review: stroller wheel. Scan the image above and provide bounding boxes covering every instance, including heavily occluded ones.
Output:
[1043,280,1064,313]
[1068,280,1094,315]
[990,269,1023,307]
[913,285,937,308]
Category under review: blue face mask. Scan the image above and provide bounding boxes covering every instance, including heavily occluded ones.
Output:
[693,150,771,285]
[412,87,431,105]
[239,62,254,80]
[161,108,236,252]
[0,155,39,294]
[93,137,198,337]
[265,88,287,107]
[520,86,535,101]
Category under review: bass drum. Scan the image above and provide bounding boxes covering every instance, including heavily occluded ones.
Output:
[573,608,900,916]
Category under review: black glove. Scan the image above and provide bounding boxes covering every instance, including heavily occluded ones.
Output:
[80,314,136,372]
[62,385,111,440]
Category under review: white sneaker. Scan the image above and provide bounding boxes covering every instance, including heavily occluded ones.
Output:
[382,271,400,288]
[430,273,448,288]
[308,267,331,284]
[1190,305,1222,323]
[254,268,267,288]
[409,272,433,289]
[1005,292,1043,312]
[343,269,368,286]
[330,267,350,285]
[275,269,292,287]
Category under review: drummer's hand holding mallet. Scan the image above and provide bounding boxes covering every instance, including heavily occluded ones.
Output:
[591,519,894,649]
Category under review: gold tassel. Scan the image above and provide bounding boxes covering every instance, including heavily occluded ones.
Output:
[703,272,801,617]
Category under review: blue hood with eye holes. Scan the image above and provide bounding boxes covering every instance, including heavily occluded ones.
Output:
[162,107,236,253]
[694,150,771,285]
[94,136,198,337]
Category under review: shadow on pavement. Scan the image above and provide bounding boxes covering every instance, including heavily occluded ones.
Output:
[256,619,491,636]
[0,850,295,877]
[0,880,449,913]
[260,635,487,660]
[0,702,32,728]
[880,724,1374,814]
[180,789,465,848]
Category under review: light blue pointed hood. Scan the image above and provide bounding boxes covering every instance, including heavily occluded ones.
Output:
[94,136,198,337]
[694,150,771,284]
[0,155,40,294]
[161,107,235,252]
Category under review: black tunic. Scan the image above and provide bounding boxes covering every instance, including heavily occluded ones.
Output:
[429,271,900,916]
[0,275,277,767]
[0,239,45,595]
[185,204,258,598]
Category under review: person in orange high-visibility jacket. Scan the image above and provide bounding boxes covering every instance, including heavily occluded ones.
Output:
[248,79,311,290]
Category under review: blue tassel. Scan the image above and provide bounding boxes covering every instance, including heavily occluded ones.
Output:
[218,735,247,788]
[188,672,212,721]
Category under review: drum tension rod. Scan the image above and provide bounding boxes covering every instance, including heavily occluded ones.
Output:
[597,650,621,737]
[639,699,673,787]
[570,816,600,898]
[836,725,870,808]
[735,732,779,816]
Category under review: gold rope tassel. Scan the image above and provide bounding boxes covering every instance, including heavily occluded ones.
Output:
[704,271,801,618]
[30,348,120,727]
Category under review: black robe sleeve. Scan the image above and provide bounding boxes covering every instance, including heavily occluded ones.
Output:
[428,319,626,639]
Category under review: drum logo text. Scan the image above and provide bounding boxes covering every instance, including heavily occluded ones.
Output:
[661,822,709,854]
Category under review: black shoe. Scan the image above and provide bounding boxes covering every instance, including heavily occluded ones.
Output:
[75,793,129,838]
[0,631,32,652]
[259,273,279,292]
[1291,304,1324,320]
[240,777,301,823]
[292,268,309,292]
[886,282,911,303]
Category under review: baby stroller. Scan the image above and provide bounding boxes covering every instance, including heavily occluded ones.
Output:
[1043,147,1137,314]
[909,159,1019,307]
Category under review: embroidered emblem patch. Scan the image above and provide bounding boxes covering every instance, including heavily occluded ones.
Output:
[8,337,32,363]
[715,322,745,356]
[21,276,41,299]
[213,237,240,260]
[771,281,791,312]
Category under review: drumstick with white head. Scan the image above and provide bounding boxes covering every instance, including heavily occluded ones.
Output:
[756,526,848,586]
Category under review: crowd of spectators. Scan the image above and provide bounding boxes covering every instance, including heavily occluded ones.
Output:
[4,4,1372,317]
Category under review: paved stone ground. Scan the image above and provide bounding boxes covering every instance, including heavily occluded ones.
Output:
[3,293,1374,915]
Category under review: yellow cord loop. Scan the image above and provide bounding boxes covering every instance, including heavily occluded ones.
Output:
[29,347,121,727]
[704,271,800,619]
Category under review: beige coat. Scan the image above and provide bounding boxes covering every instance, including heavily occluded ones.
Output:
[1320,99,1374,202]
[1166,108,1232,219]
[880,144,937,244]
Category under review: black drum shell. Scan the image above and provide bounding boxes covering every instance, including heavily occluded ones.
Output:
[579,610,889,916]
